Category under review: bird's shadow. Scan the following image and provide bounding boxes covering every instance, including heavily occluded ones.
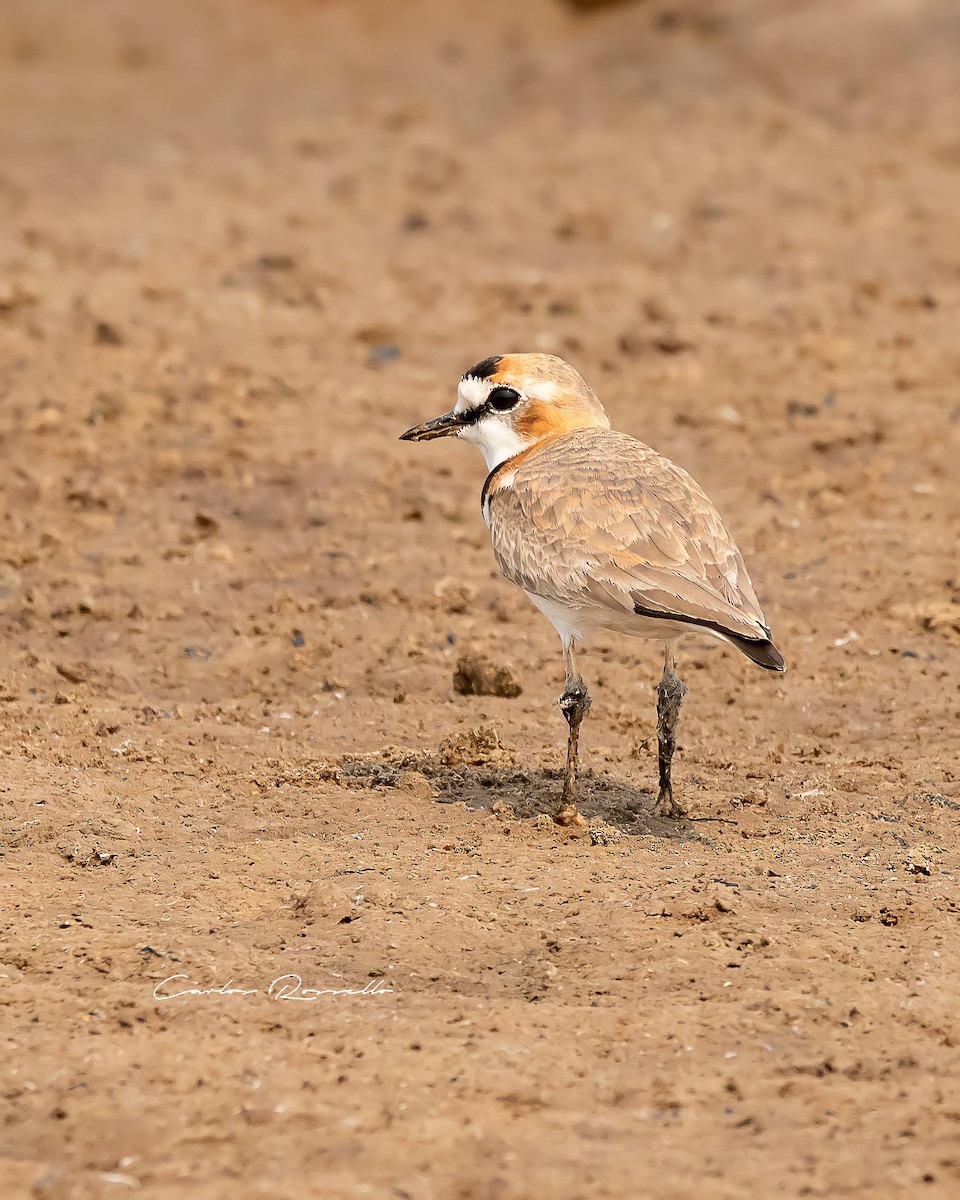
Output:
[427,760,702,842]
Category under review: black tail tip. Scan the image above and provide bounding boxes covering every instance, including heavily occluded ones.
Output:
[732,634,786,673]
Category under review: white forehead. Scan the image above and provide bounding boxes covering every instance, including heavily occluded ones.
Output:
[455,375,491,413]
[454,375,559,414]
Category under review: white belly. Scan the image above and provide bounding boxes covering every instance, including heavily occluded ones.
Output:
[523,590,689,649]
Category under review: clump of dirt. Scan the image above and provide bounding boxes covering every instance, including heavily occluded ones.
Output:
[286,878,356,921]
[453,652,523,698]
[339,759,403,788]
[438,724,511,766]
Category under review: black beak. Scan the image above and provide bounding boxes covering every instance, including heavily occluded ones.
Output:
[399,410,465,442]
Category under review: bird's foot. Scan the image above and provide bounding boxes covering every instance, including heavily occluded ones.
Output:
[654,785,686,819]
[554,799,587,827]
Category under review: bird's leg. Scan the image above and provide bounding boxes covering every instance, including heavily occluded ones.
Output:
[556,641,590,826]
[654,647,688,818]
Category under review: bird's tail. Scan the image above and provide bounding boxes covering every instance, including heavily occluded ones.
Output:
[726,632,786,672]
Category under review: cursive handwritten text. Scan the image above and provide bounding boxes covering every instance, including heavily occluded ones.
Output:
[153,973,393,1001]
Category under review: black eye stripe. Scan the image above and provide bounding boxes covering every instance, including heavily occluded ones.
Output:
[456,385,523,426]
[458,405,486,427]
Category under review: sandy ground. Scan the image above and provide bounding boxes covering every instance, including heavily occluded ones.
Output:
[1,0,959,1196]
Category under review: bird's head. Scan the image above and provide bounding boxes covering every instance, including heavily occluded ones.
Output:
[400,353,611,470]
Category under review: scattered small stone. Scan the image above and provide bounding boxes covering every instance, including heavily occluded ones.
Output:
[56,661,92,684]
[617,331,694,357]
[917,792,959,811]
[258,253,296,270]
[654,334,693,355]
[94,320,123,346]
[194,511,219,534]
[339,760,401,788]
[555,210,609,241]
[589,823,621,846]
[366,344,401,367]
[59,845,117,867]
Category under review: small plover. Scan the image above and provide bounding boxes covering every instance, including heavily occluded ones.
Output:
[401,353,784,825]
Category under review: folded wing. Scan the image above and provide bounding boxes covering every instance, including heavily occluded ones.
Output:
[487,430,780,658]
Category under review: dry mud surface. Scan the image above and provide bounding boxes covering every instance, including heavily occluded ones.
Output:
[1,1,959,1197]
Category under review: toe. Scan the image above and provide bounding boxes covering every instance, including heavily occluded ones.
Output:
[654,792,687,819]
[554,805,587,827]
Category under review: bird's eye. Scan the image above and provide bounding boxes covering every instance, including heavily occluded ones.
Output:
[487,386,522,413]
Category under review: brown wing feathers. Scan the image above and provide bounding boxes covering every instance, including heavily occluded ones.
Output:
[487,429,784,669]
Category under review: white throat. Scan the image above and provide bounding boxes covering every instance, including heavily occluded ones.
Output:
[460,416,530,471]
[454,375,532,470]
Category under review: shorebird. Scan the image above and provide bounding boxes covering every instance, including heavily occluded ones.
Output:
[400,354,784,825]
